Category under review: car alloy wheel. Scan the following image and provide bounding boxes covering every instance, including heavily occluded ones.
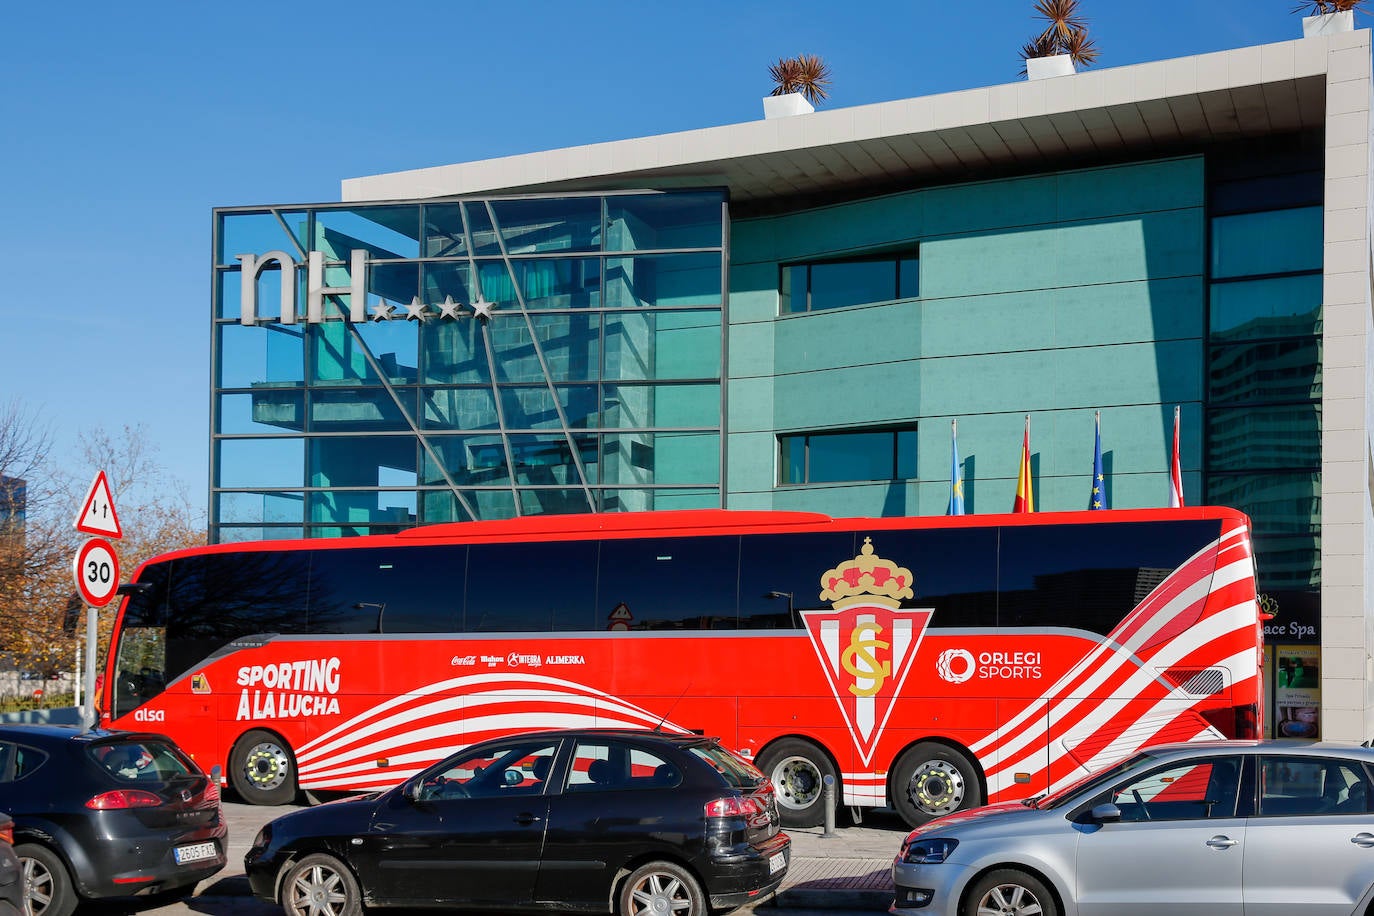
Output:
[283,854,361,916]
[620,861,705,916]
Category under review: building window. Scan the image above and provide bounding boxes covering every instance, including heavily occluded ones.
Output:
[778,427,917,484]
[780,250,919,314]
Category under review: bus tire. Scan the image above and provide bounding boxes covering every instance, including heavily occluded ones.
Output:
[892,741,982,828]
[755,738,837,828]
[230,729,298,806]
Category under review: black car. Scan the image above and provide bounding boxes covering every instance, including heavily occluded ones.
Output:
[0,725,226,916]
[0,813,20,916]
[246,728,790,916]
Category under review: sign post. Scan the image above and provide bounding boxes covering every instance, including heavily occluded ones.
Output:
[73,472,122,729]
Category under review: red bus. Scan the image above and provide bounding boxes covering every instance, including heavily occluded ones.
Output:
[102,506,1262,828]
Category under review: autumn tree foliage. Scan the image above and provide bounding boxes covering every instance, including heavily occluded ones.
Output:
[0,400,205,693]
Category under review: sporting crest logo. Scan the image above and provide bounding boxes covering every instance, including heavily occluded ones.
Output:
[802,538,931,765]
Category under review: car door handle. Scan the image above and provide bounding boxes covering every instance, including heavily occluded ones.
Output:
[514,813,542,825]
[1205,835,1239,849]
[1351,833,1374,848]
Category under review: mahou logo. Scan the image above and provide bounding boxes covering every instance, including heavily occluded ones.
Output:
[802,538,932,765]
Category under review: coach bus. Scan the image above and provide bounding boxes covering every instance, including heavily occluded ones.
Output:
[102,506,1262,827]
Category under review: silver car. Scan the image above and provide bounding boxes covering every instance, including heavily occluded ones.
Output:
[892,740,1374,916]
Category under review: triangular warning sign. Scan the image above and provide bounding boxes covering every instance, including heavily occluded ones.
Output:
[74,470,122,539]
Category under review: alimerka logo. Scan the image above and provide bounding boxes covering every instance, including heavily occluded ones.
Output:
[802,538,932,765]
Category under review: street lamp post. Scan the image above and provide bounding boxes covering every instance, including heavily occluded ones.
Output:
[763,591,797,628]
[354,602,387,634]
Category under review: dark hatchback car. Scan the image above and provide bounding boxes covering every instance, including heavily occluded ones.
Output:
[0,725,226,916]
[246,728,790,916]
[0,813,20,916]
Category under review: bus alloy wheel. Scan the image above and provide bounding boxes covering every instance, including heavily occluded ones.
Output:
[231,729,297,805]
[756,738,836,827]
[892,742,981,827]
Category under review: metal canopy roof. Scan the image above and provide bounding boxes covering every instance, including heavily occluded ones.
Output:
[342,36,1335,214]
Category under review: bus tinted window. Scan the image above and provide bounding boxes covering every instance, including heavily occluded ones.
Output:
[308,545,463,633]
[599,536,741,630]
[737,532,859,628]
[865,528,999,627]
[163,551,312,682]
[997,521,1220,634]
[466,540,598,631]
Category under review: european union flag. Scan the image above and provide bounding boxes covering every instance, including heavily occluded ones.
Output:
[1090,412,1105,510]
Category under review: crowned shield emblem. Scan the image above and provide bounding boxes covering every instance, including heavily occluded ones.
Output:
[802,538,931,765]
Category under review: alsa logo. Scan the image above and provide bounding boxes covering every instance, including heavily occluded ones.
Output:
[803,538,932,766]
[133,708,165,722]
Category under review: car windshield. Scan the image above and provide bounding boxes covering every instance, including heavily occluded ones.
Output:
[89,740,197,782]
[688,742,765,788]
[1039,750,1161,809]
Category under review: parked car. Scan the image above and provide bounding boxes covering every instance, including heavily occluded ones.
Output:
[246,728,790,916]
[0,724,226,916]
[891,739,1374,916]
[0,813,20,916]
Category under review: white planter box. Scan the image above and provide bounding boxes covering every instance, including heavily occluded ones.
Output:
[762,92,814,119]
[1303,10,1354,37]
[1026,54,1076,80]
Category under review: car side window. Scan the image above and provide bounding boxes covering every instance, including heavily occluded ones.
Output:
[1108,757,1240,822]
[1258,756,1370,817]
[419,740,559,801]
[10,745,46,782]
[566,742,679,793]
[0,743,12,782]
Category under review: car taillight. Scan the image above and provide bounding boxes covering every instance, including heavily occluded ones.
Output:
[0,823,12,845]
[705,796,763,818]
[86,789,164,810]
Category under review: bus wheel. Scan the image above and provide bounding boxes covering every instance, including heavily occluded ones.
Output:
[755,738,836,828]
[230,729,297,805]
[892,742,982,828]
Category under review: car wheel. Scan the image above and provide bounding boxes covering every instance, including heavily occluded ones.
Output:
[962,869,1058,916]
[892,742,982,828]
[618,861,705,916]
[15,844,76,916]
[755,738,837,827]
[231,729,298,805]
[282,853,362,916]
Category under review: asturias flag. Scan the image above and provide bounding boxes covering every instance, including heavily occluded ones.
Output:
[1013,415,1034,513]
[1090,411,1105,510]
[949,420,964,515]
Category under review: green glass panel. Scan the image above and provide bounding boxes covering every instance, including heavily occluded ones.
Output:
[423,262,477,306]
[218,525,304,542]
[308,490,417,526]
[513,257,601,309]
[423,321,490,385]
[309,388,416,432]
[604,383,719,428]
[422,434,511,486]
[1207,404,1321,470]
[605,191,723,251]
[780,436,805,485]
[605,253,721,307]
[490,197,601,253]
[422,204,467,258]
[518,489,597,515]
[1211,207,1322,279]
[780,265,803,314]
[421,387,499,430]
[308,436,417,487]
[1209,339,1321,405]
[220,391,304,434]
[504,434,599,485]
[810,259,898,311]
[369,262,420,308]
[216,492,304,524]
[600,433,718,485]
[604,312,720,381]
[315,206,420,259]
[498,385,599,430]
[1210,274,1322,342]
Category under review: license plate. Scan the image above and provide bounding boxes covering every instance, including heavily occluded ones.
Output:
[174,842,217,865]
[768,851,786,875]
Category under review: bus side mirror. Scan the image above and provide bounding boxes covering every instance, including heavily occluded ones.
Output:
[1090,803,1121,824]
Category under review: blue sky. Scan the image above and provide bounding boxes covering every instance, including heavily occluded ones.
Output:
[0,1,1333,514]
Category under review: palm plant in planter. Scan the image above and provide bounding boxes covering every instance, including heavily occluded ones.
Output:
[1295,0,1365,36]
[764,53,831,118]
[1021,0,1098,79]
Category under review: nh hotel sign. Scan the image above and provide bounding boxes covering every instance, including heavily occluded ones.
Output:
[237,250,495,325]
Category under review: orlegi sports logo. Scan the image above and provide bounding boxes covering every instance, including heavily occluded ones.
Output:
[935,649,976,683]
[936,648,1044,683]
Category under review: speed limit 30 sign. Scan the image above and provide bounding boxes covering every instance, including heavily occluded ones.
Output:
[73,538,120,607]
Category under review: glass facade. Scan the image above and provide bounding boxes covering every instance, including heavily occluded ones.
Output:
[212,191,726,540]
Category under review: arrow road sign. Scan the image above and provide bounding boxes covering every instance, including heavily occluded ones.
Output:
[72,538,120,608]
[74,470,122,539]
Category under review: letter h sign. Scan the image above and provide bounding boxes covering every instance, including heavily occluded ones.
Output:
[238,250,367,324]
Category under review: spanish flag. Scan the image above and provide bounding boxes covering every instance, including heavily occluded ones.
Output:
[1013,415,1034,513]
